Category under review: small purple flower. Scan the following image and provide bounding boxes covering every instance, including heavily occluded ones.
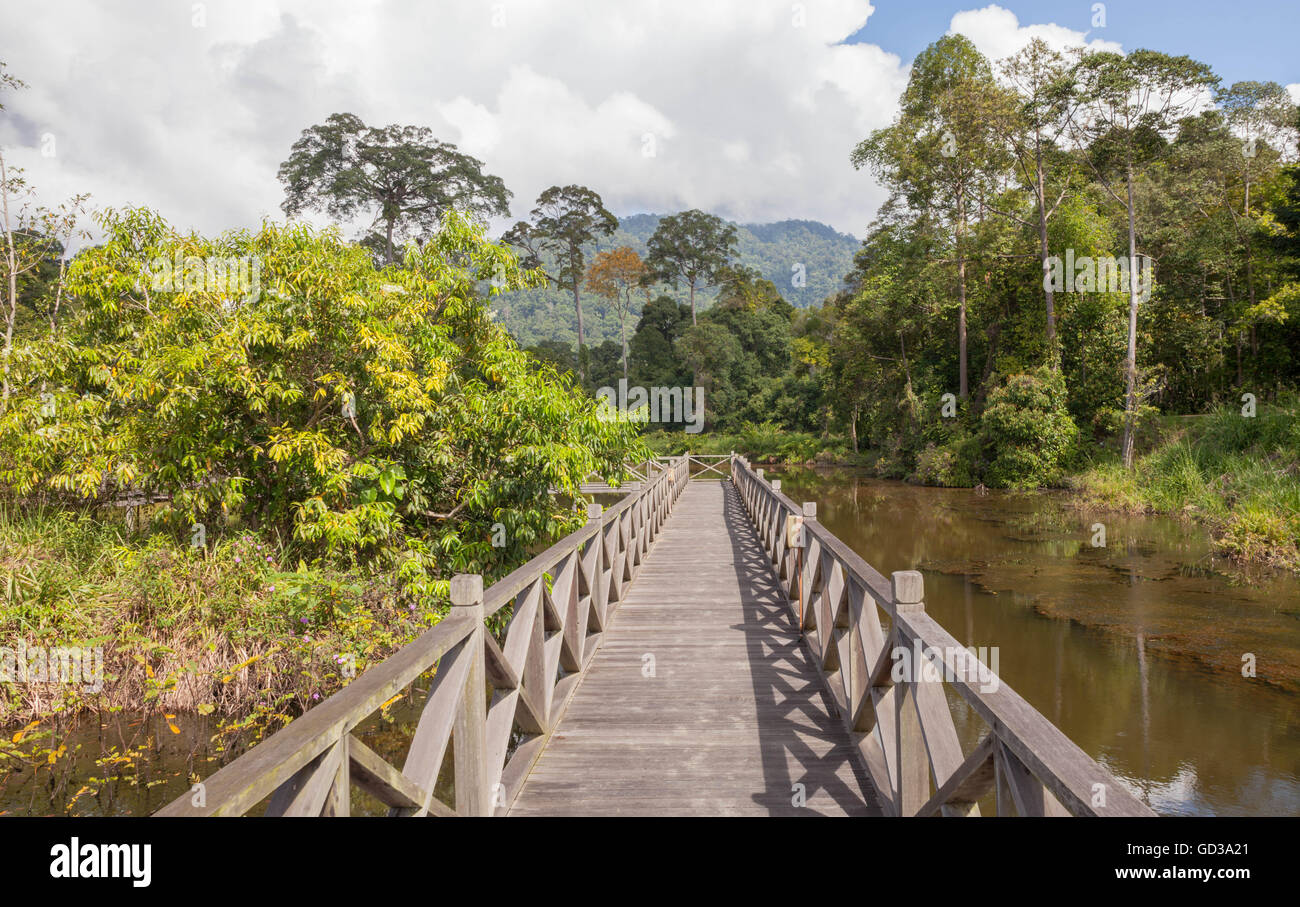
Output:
[234,556,241,563]
[300,617,309,624]
[312,693,320,700]
[268,586,275,593]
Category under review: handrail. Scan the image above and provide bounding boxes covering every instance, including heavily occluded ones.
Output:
[728,454,1156,817]
[156,455,691,816]
[685,452,733,480]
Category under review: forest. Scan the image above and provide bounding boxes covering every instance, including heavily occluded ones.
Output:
[522,36,1300,571]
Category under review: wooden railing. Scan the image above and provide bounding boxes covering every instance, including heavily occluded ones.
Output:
[729,455,1155,817]
[685,452,732,480]
[156,455,690,816]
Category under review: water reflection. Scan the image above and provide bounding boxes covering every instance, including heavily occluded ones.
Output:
[771,466,1300,817]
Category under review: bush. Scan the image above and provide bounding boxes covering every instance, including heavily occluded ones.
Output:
[979,367,1079,489]
[0,208,645,589]
[912,436,976,487]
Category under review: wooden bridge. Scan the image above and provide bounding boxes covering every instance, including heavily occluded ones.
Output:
[157,454,1155,818]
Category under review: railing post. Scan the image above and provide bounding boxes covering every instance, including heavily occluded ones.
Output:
[799,502,816,629]
[587,503,605,627]
[450,573,489,817]
[891,570,928,816]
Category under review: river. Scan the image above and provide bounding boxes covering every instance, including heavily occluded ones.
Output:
[6,467,1297,816]
[769,466,1300,816]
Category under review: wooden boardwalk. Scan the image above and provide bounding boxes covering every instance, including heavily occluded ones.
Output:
[159,455,1155,818]
[508,481,880,816]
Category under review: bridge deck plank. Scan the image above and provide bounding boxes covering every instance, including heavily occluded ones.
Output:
[508,481,881,817]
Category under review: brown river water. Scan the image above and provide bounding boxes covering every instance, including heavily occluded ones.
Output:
[4,468,1297,816]
[769,466,1300,816]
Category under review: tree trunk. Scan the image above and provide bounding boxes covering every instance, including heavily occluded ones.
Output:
[573,282,585,381]
[956,188,968,399]
[1,152,17,413]
[1120,159,1140,470]
[1035,144,1058,366]
[688,282,697,325]
[384,217,395,266]
[619,291,628,380]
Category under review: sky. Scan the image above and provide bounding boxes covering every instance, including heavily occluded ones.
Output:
[1,1,1297,244]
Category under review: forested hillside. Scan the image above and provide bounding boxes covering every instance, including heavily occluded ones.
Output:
[495,214,857,347]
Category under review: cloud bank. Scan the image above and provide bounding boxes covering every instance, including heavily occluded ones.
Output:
[0,2,1131,242]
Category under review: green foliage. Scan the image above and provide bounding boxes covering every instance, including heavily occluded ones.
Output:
[0,208,644,591]
[495,215,859,347]
[978,368,1080,488]
[629,295,692,389]
[502,185,618,364]
[644,209,738,320]
[912,434,977,487]
[1074,397,1300,570]
[643,423,838,465]
[277,112,511,264]
[0,504,434,724]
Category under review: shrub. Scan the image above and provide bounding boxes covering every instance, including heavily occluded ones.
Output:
[912,437,976,487]
[0,208,646,589]
[979,367,1079,489]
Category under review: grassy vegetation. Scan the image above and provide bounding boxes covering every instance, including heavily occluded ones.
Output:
[644,422,858,465]
[1070,397,1300,571]
[643,394,1300,574]
[0,504,440,736]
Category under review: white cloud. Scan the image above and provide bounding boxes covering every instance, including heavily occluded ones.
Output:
[0,0,1146,246]
[948,4,1123,62]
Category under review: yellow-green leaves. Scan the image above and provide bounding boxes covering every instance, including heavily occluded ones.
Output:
[1,207,643,585]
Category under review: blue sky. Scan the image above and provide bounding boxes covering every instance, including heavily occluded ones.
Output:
[849,0,1299,88]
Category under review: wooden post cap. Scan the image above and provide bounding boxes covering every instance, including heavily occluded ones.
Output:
[450,574,483,607]
[802,501,817,518]
[587,503,603,520]
[756,468,765,479]
[771,479,781,492]
[892,570,924,607]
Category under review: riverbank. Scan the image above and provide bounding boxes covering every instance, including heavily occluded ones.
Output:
[1069,401,1300,572]
[0,506,441,762]
[769,466,1300,815]
[644,424,858,465]
[649,398,1300,573]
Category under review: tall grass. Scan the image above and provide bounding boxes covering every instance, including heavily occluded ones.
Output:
[0,506,439,732]
[1072,397,1300,570]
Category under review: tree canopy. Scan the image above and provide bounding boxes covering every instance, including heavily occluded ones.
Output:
[644,209,738,324]
[0,208,643,587]
[277,112,511,265]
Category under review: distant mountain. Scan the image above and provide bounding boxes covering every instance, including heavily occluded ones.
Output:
[493,214,860,349]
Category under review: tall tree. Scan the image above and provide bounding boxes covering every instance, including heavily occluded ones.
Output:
[1217,81,1298,320]
[277,112,511,265]
[585,246,647,379]
[503,185,617,377]
[1066,49,1218,467]
[644,209,738,325]
[994,38,1081,365]
[1273,110,1300,275]
[853,35,1008,399]
[0,63,86,412]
